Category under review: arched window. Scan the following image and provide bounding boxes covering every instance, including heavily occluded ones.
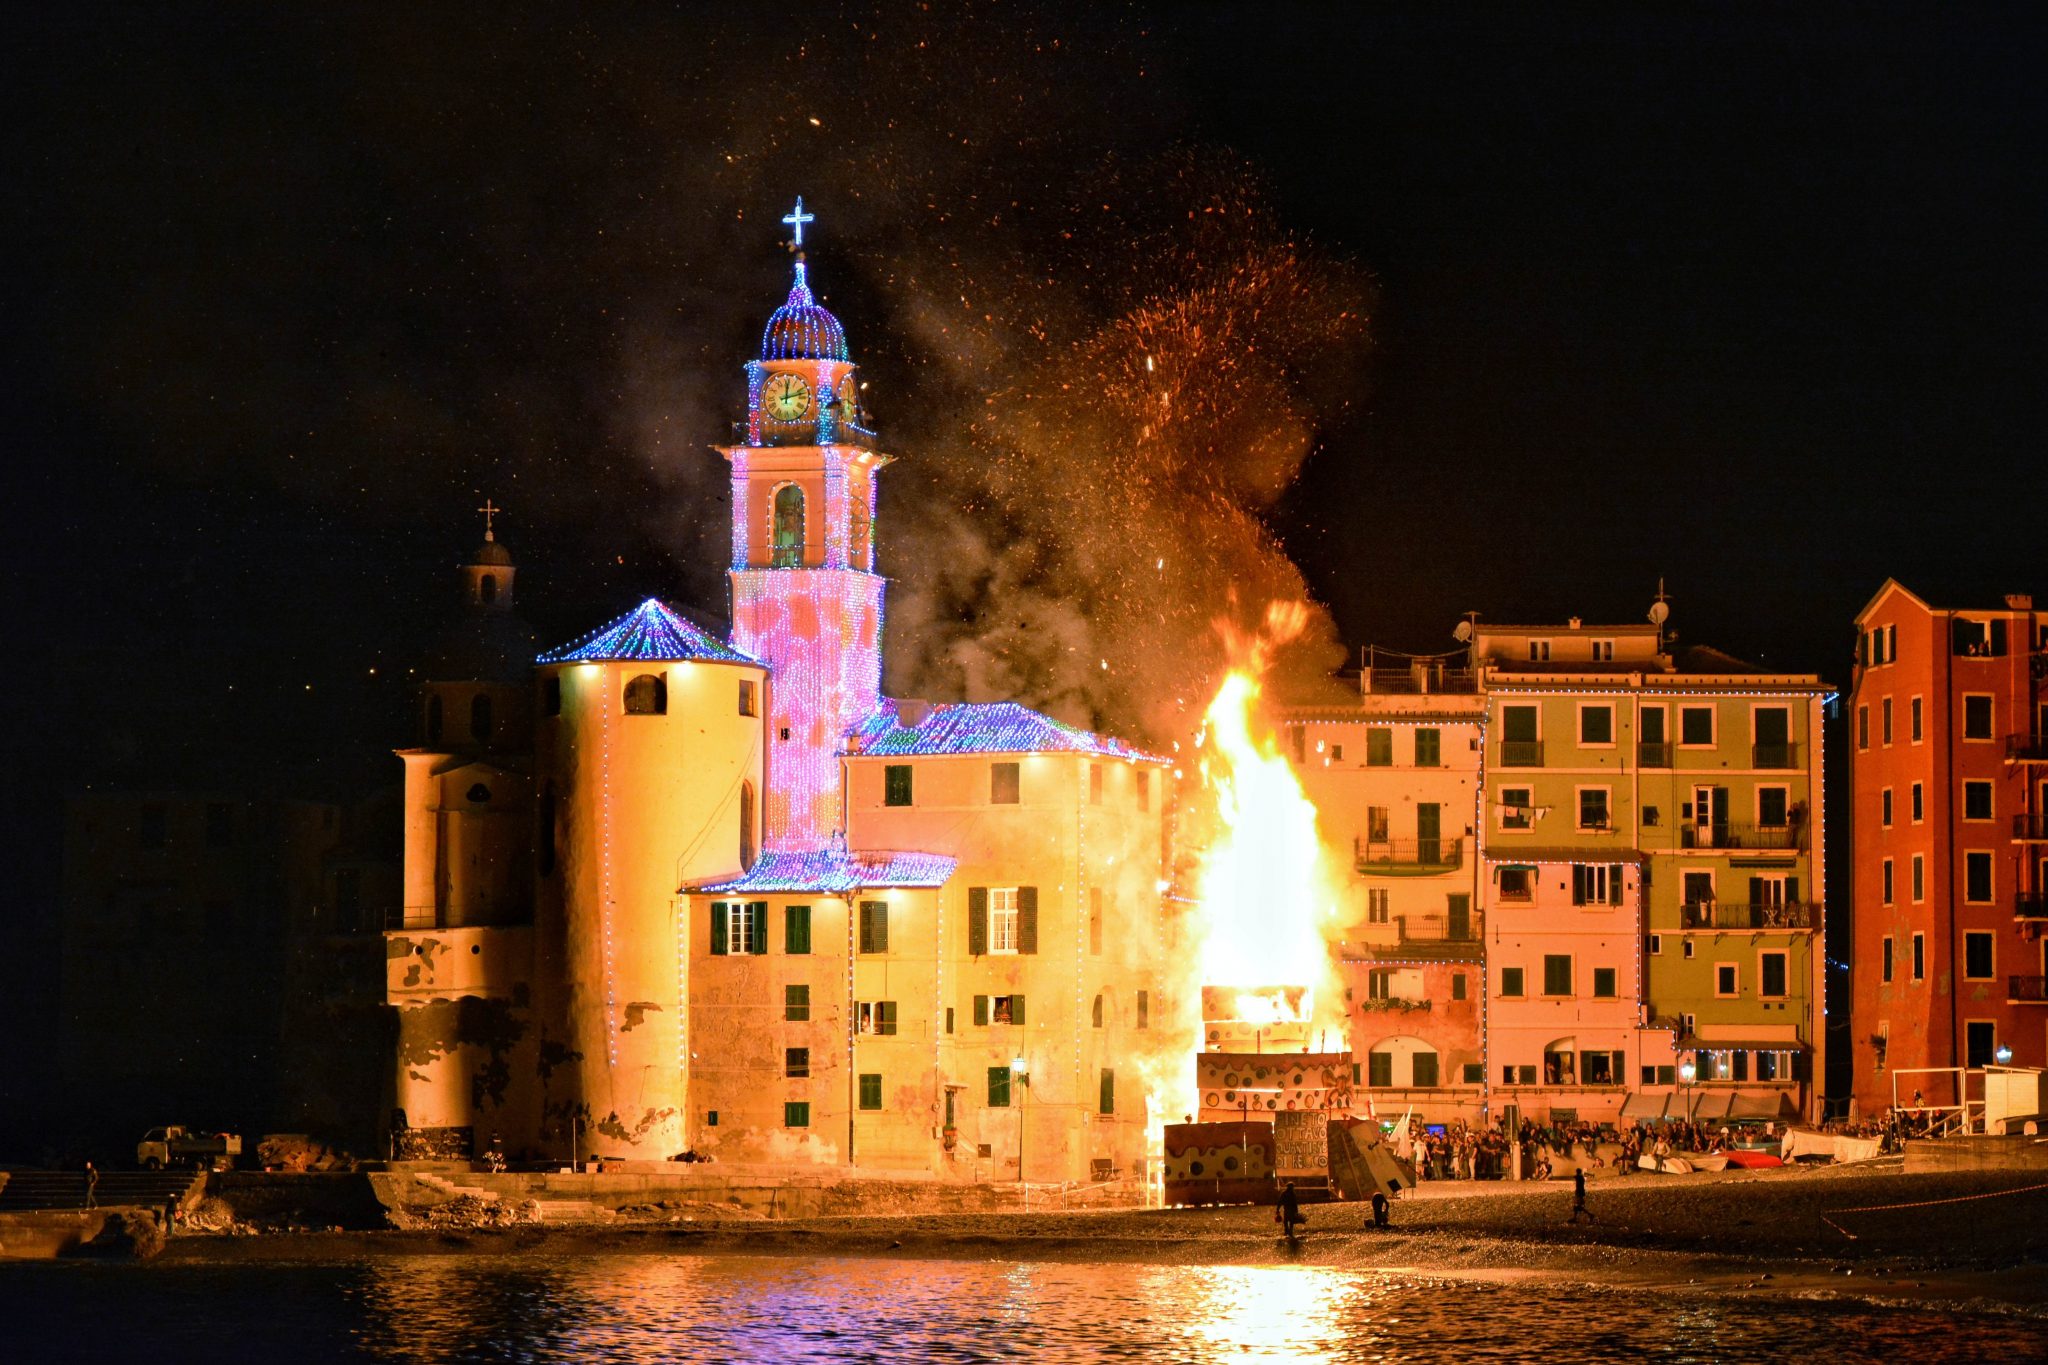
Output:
[1543,1039,1578,1086]
[624,673,667,715]
[425,694,444,745]
[771,484,805,567]
[479,574,498,605]
[738,780,757,870]
[471,692,495,743]
[537,785,557,876]
[1367,1035,1440,1088]
[1092,994,1104,1028]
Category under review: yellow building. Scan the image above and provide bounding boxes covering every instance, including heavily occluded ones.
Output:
[384,216,1183,1181]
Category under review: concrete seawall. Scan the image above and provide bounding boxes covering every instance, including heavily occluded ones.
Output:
[1903,1135,2048,1173]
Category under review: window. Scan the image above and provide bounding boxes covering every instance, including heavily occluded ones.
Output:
[1415,728,1441,767]
[1451,973,1467,1001]
[1542,1045,1576,1085]
[1648,933,1662,955]
[1499,787,1533,831]
[884,764,913,807]
[1367,888,1390,924]
[1412,1052,1440,1087]
[471,692,495,743]
[738,679,758,717]
[859,1074,883,1110]
[975,994,1025,1026]
[1099,1068,1115,1115]
[1760,952,1787,998]
[785,984,810,1021]
[1963,695,1994,741]
[1579,705,1614,747]
[1964,932,1994,980]
[1880,696,1893,745]
[739,781,756,870]
[1498,866,1534,902]
[785,904,811,954]
[1641,705,1668,749]
[969,886,1038,955]
[1135,770,1151,812]
[857,1001,899,1035]
[1966,1021,1997,1069]
[1501,967,1525,997]
[1528,639,1551,661]
[1542,955,1572,996]
[990,887,1020,953]
[1089,764,1103,805]
[1583,1051,1622,1086]
[1911,855,1925,902]
[1881,859,1894,905]
[772,484,806,566]
[711,901,768,955]
[1329,744,1344,762]
[1578,788,1610,831]
[623,673,667,715]
[1910,696,1923,742]
[987,1066,1012,1107]
[1881,936,1894,984]
[1964,781,1993,821]
[785,1047,810,1078]
[1368,1052,1393,1088]
[1715,964,1738,997]
[1571,864,1624,906]
[1092,994,1104,1028]
[1679,705,1715,746]
[1880,788,1893,828]
[1089,886,1103,955]
[1683,940,1695,959]
[1463,1063,1486,1084]
[1501,705,1539,763]
[1365,728,1393,766]
[784,1102,810,1128]
[1367,968,1393,1001]
[991,762,1020,805]
[1591,639,1614,662]
[1911,933,1925,982]
[1911,782,1924,822]
[1965,851,1993,903]
[858,900,890,953]
[543,676,562,716]
[1856,705,1869,750]
[1137,990,1150,1029]
[1592,967,1617,998]
[1754,786,1788,830]
[479,574,498,605]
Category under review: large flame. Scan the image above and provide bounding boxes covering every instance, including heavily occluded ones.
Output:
[1191,602,1344,1032]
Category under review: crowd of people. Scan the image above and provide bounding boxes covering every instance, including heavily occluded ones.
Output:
[1389,1110,1899,1183]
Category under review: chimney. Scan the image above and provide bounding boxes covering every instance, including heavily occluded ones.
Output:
[896,699,933,728]
[2005,594,2034,611]
[1568,616,1582,630]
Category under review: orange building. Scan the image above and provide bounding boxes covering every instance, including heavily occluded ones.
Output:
[1849,581,2048,1117]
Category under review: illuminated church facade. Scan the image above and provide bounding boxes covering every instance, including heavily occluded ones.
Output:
[386,211,1178,1180]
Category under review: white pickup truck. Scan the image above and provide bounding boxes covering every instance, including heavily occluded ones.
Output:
[136,1126,242,1171]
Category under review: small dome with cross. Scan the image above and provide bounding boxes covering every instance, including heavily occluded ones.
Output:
[761,259,849,362]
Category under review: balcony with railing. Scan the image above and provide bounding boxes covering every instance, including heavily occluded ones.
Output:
[1354,836,1464,875]
[2015,814,2048,841]
[1500,740,1544,768]
[1638,741,1671,768]
[1751,742,1799,769]
[2010,975,2048,1003]
[1678,822,1807,852]
[2009,735,2048,763]
[2016,894,2048,921]
[1680,901,1818,931]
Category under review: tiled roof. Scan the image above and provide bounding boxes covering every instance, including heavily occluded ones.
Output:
[846,700,1165,762]
[690,848,956,894]
[537,599,759,666]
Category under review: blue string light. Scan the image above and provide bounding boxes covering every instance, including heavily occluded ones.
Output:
[760,260,850,362]
[537,598,760,665]
[692,847,957,895]
[848,700,1167,762]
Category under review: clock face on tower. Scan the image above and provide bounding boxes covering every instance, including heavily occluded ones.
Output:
[763,372,812,422]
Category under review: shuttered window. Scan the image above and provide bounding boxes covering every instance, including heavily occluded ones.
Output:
[972,886,1037,954]
[785,904,811,954]
[784,1102,809,1128]
[859,900,889,953]
[858,1074,882,1110]
[1099,1068,1115,1115]
[987,1066,1011,1107]
[884,764,913,806]
[785,984,809,1021]
[1414,728,1441,767]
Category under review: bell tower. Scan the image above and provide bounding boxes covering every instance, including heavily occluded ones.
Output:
[720,200,890,850]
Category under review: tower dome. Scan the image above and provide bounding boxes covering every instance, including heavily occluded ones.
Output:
[760,259,849,362]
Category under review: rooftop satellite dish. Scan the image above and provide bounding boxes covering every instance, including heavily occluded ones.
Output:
[1453,620,1474,643]
[1648,600,1670,626]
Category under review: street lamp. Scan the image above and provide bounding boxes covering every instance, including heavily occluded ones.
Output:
[1678,1057,1697,1127]
[1995,1045,2014,1066]
[1011,1056,1029,1207]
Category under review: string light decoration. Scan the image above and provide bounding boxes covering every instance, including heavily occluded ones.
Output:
[538,598,759,665]
[848,700,1166,761]
[760,260,850,362]
[730,450,752,569]
[692,847,954,895]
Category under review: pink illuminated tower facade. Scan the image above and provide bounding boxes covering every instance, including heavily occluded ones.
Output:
[720,249,890,850]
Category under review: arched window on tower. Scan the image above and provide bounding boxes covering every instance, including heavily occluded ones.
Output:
[471,692,495,743]
[738,780,757,870]
[624,673,667,715]
[425,694,444,745]
[771,484,806,567]
[479,574,498,605]
[1092,994,1105,1029]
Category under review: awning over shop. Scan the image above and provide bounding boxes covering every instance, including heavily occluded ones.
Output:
[1690,1091,1734,1119]
[1729,1091,1799,1119]
[1621,1091,1675,1119]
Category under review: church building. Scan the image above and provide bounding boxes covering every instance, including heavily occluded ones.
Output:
[385,207,1181,1184]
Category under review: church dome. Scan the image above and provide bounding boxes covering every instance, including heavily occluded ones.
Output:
[760,260,849,362]
[471,539,514,568]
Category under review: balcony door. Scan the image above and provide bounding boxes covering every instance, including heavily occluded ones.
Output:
[1692,785,1729,846]
[1417,803,1441,864]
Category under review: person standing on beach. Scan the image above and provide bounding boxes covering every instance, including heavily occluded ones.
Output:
[1568,1167,1593,1223]
[1277,1181,1305,1242]
[84,1160,98,1210]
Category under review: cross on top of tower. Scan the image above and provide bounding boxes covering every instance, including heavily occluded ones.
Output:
[782,196,815,250]
[478,498,501,541]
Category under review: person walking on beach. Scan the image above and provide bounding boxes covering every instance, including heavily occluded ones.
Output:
[1568,1167,1593,1224]
[84,1160,98,1210]
[1277,1181,1305,1243]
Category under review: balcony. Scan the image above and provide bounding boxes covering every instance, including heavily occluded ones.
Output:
[1751,742,1799,770]
[2015,814,2048,842]
[1393,911,1479,946]
[1638,741,1672,768]
[1500,740,1544,768]
[1354,836,1464,875]
[2011,976,2048,1003]
[1678,822,1807,852]
[2009,735,2048,763]
[2016,894,2048,921]
[1680,901,1818,931]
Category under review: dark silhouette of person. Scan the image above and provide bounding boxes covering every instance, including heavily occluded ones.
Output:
[1371,1190,1390,1227]
[84,1160,98,1210]
[1569,1167,1593,1223]
[1278,1181,1304,1240]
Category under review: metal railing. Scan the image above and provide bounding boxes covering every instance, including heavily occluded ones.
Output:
[1751,742,1798,769]
[1638,741,1671,768]
[2010,975,2048,1002]
[386,905,438,931]
[1354,837,1464,873]
[1362,664,1478,695]
[1500,740,1544,767]
[2016,894,2048,920]
[2009,735,2048,762]
[2014,814,2048,840]
[1678,822,1807,851]
[1680,901,1818,931]
[1394,911,1480,944]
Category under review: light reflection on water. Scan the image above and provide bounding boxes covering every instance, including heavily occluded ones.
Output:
[4,1253,2044,1363]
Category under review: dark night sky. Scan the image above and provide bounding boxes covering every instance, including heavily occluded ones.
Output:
[5,1,2043,812]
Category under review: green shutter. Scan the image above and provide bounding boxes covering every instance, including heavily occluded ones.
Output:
[860,900,888,953]
[858,1073,882,1110]
[988,1065,1010,1107]
[1099,1068,1115,1115]
[785,904,811,954]
[973,994,989,1026]
[1610,865,1624,906]
[1368,1052,1391,1087]
[1009,994,1025,1026]
[968,887,988,955]
[1017,886,1038,954]
[749,901,769,954]
[878,1000,897,1035]
[710,901,728,956]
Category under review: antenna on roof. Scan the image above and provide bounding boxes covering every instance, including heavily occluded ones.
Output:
[1453,612,1478,643]
[1648,579,1671,627]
